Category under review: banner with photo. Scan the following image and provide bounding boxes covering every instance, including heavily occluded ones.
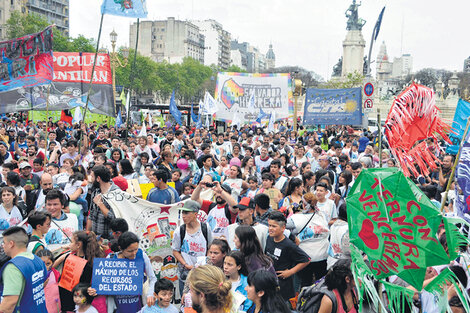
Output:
[103,189,212,285]
[303,87,362,126]
[214,72,292,123]
[446,99,470,155]
[0,26,53,92]
[0,52,115,116]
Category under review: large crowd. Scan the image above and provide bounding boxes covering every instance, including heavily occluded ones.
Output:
[0,117,464,313]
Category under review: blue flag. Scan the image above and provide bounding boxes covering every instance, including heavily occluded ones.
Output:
[196,113,202,129]
[169,90,182,125]
[116,109,123,128]
[447,99,470,155]
[191,103,198,123]
[374,7,386,40]
[101,0,148,18]
[255,108,269,124]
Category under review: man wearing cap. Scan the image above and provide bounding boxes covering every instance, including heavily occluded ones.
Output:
[191,179,237,240]
[227,197,268,250]
[172,200,213,295]
[19,161,40,193]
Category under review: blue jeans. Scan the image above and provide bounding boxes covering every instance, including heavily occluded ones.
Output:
[73,197,88,230]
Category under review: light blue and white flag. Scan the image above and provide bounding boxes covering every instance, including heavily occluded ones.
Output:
[72,107,83,124]
[101,0,148,18]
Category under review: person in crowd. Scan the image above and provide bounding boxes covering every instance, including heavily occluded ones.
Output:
[235,225,275,275]
[138,279,178,313]
[37,249,61,313]
[318,259,358,313]
[72,283,98,313]
[27,211,51,254]
[245,270,291,313]
[187,265,233,313]
[224,250,252,311]
[0,226,48,313]
[147,169,181,204]
[257,173,282,211]
[172,200,213,295]
[0,187,23,233]
[87,165,118,239]
[265,211,310,302]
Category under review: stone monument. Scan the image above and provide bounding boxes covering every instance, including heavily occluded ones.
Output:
[341,0,366,77]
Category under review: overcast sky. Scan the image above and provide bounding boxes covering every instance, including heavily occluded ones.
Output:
[69,0,469,80]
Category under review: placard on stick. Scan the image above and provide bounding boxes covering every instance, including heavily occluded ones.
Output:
[92,258,144,295]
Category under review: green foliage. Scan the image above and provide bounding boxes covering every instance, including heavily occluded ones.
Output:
[6,11,95,53]
[225,65,246,73]
[321,71,364,89]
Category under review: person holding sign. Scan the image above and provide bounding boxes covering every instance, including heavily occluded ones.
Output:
[54,230,105,313]
[90,231,156,313]
[0,226,48,313]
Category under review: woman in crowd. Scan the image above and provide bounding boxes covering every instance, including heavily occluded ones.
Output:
[0,186,23,231]
[318,259,358,313]
[224,250,252,311]
[246,270,291,313]
[119,159,138,180]
[234,225,275,275]
[223,165,249,201]
[54,231,106,313]
[279,178,304,217]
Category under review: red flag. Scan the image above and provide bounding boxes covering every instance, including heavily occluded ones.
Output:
[61,110,73,125]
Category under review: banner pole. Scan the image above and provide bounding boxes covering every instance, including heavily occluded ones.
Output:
[125,18,140,144]
[378,110,382,167]
[78,13,104,152]
[440,117,470,213]
[45,84,51,125]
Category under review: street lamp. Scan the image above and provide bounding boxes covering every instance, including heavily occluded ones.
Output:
[292,72,302,132]
[109,29,129,115]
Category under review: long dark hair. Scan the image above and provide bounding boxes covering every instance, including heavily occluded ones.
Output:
[110,148,122,162]
[286,177,303,196]
[225,250,248,277]
[235,225,271,268]
[74,231,104,265]
[324,258,353,294]
[119,159,135,175]
[247,270,290,313]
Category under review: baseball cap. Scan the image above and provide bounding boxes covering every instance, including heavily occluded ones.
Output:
[112,176,128,191]
[179,200,201,212]
[234,197,253,210]
[220,184,232,195]
[19,162,31,169]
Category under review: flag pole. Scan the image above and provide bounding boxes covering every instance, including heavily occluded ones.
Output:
[79,12,105,152]
[378,110,382,167]
[125,18,140,144]
[440,117,470,213]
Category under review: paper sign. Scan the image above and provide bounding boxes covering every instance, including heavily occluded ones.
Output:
[92,258,144,295]
[139,183,154,200]
[58,254,88,291]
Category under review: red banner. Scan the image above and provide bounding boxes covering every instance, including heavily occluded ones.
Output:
[53,52,112,85]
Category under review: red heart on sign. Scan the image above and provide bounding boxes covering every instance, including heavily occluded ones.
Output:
[358,219,379,250]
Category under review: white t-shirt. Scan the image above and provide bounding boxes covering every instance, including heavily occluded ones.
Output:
[35,190,47,212]
[227,223,268,251]
[74,305,99,313]
[206,206,230,239]
[289,212,330,262]
[171,223,213,273]
[45,213,79,251]
[316,199,336,223]
[223,178,243,200]
[0,205,23,232]
[327,219,350,269]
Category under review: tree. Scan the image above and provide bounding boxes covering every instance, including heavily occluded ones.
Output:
[321,71,364,89]
[6,11,95,53]
[271,66,321,87]
[226,65,246,73]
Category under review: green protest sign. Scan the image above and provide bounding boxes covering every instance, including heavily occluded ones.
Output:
[347,168,449,290]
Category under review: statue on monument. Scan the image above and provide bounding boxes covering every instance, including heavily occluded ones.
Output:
[345,0,366,31]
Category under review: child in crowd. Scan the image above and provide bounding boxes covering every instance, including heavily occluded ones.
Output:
[37,249,61,313]
[243,176,259,199]
[180,182,193,201]
[72,283,98,313]
[138,278,178,313]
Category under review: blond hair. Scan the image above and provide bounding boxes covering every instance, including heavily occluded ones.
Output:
[188,265,232,311]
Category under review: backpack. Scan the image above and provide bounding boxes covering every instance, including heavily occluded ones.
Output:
[180,223,209,247]
[297,278,337,313]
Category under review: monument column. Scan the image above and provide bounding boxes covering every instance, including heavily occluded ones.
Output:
[341,0,366,77]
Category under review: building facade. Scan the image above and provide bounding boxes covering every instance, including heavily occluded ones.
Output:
[191,20,231,69]
[25,0,69,35]
[391,54,413,78]
[0,0,23,40]
[130,18,205,64]
[265,43,275,71]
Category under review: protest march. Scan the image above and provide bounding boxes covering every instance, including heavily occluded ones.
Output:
[0,1,469,313]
